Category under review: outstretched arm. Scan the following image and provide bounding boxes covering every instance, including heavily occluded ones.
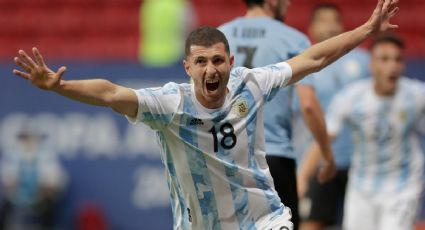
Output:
[287,0,399,85]
[13,48,139,118]
[296,85,336,184]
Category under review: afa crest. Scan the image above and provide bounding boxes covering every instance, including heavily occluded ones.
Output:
[233,99,249,117]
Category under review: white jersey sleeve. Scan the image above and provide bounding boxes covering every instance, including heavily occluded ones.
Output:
[326,89,353,136]
[249,62,292,101]
[127,82,181,130]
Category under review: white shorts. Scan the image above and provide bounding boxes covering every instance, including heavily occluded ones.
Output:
[343,185,423,230]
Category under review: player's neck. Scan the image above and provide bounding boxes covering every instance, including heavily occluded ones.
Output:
[194,89,229,110]
[245,6,273,18]
[374,83,396,97]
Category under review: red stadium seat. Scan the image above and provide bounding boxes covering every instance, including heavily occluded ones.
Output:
[0,0,423,59]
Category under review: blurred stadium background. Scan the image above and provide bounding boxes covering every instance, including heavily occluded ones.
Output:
[0,0,424,229]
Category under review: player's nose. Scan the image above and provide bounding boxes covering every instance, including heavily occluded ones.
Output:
[205,61,217,76]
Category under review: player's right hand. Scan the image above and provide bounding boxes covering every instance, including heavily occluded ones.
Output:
[13,47,66,91]
[317,160,336,184]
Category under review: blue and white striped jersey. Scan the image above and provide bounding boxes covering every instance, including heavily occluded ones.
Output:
[219,17,314,159]
[326,78,425,193]
[127,62,293,229]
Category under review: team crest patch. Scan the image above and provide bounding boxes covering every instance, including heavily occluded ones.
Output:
[233,99,249,117]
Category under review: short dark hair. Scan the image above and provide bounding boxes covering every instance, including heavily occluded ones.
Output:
[243,0,265,7]
[185,26,230,58]
[370,33,405,50]
[310,3,342,22]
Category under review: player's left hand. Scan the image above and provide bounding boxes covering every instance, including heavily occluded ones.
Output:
[317,160,336,184]
[366,0,399,34]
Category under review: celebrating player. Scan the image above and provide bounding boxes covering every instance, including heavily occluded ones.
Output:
[12,0,399,229]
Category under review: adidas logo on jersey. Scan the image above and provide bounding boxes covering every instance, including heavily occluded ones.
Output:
[189,118,204,126]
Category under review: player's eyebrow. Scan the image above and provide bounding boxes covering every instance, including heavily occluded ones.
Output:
[194,56,207,62]
[212,54,225,60]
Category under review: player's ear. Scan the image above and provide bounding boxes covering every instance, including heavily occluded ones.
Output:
[307,24,314,39]
[229,55,235,68]
[183,58,191,76]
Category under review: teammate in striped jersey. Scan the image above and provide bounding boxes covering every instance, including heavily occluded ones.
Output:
[305,34,424,230]
[12,1,398,229]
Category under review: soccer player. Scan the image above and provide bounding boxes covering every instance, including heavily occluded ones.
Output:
[12,1,398,228]
[219,1,335,229]
[295,4,370,230]
[303,33,424,230]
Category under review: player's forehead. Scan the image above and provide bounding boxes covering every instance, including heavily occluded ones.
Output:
[313,8,340,22]
[371,42,403,57]
[188,43,229,59]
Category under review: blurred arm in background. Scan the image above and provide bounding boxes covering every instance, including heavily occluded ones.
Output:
[296,85,335,188]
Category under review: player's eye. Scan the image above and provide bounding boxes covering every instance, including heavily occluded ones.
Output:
[195,58,207,65]
[212,57,224,65]
[381,56,389,62]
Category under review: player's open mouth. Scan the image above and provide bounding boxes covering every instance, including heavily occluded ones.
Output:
[206,79,220,92]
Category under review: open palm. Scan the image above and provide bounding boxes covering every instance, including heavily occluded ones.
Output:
[13,48,66,90]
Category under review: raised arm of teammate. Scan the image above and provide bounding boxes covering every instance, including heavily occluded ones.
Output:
[287,0,398,85]
[13,48,139,118]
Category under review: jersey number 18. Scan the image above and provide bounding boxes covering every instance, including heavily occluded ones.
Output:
[209,123,237,152]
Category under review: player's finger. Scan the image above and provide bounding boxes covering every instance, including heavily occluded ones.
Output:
[391,0,398,8]
[388,23,399,29]
[18,50,37,68]
[13,69,31,80]
[317,169,326,183]
[56,66,67,79]
[382,0,391,14]
[32,47,46,67]
[389,0,399,8]
[14,57,32,73]
[376,0,384,11]
[387,1,398,13]
[388,7,399,18]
